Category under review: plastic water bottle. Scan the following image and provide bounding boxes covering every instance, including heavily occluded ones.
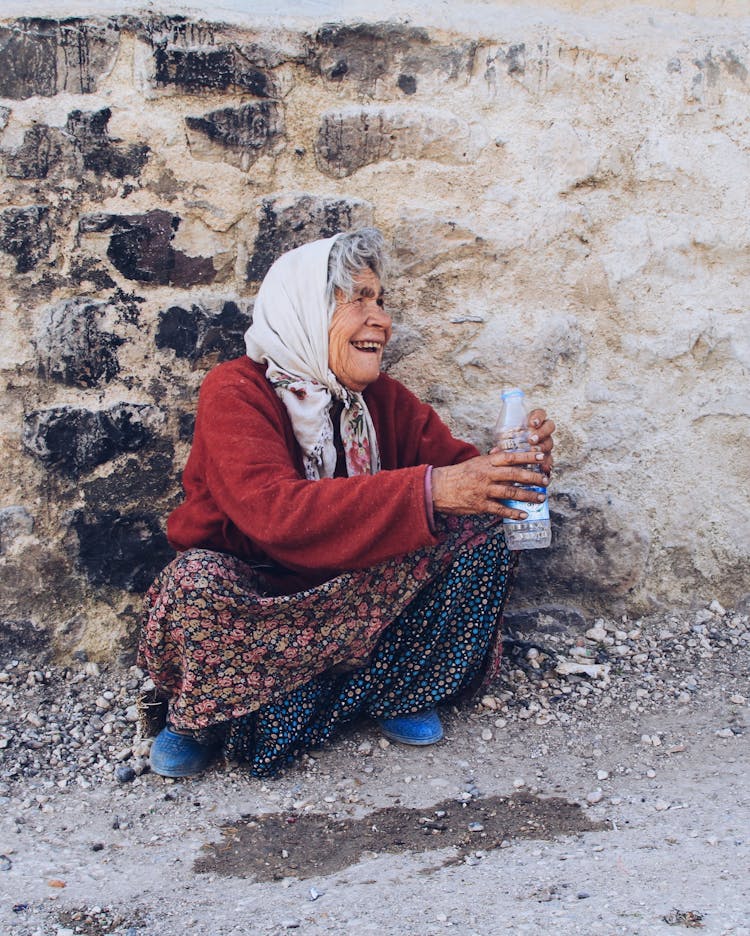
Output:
[493,387,551,550]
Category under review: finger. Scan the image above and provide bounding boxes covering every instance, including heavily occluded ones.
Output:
[491,483,548,503]
[489,449,546,467]
[529,419,556,444]
[528,408,547,430]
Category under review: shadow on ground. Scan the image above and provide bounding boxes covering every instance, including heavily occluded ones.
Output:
[195,791,605,882]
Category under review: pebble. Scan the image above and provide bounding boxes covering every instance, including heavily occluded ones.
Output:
[481,728,493,741]
[596,770,609,781]
[586,789,603,804]
[654,800,670,811]
[115,766,136,784]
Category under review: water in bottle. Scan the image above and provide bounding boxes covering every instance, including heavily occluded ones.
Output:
[493,387,551,550]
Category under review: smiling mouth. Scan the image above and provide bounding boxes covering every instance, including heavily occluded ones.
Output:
[351,341,383,353]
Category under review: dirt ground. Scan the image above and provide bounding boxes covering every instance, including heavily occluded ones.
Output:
[1,611,749,936]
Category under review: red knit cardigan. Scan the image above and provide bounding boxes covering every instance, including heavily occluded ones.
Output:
[168,357,479,594]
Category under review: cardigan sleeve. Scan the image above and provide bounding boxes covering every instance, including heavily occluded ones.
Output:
[177,366,439,577]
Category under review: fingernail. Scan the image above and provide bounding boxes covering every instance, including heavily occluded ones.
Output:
[531,418,540,427]
[537,493,546,502]
[530,434,539,443]
[535,452,544,460]
[520,512,528,519]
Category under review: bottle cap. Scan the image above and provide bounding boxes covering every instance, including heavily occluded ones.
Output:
[501,387,524,399]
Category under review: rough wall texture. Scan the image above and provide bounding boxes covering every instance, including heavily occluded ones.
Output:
[0,9,748,661]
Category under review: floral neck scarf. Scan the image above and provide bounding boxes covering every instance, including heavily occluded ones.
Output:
[244,236,381,481]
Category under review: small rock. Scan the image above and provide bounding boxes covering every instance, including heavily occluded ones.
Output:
[654,799,670,811]
[115,765,136,784]
[481,728,493,741]
[596,769,609,781]
[586,789,603,804]
[468,822,484,832]
[709,599,726,616]
[378,738,390,750]
[715,727,734,738]
[730,694,746,705]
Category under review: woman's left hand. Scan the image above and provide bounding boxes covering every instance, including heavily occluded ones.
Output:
[493,408,555,476]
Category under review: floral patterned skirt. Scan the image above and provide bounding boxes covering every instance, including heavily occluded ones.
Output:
[139,515,517,773]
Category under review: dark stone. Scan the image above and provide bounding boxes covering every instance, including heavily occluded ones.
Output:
[0,18,120,100]
[0,106,9,131]
[397,73,417,94]
[72,510,173,592]
[0,619,50,662]
[156,300,252,364]
[506,43,526,75]
[0,206,52,273]
[312,23,475,93]
[23,403,163,479]
[81,450,176,510]
[115,765,136,783]
[4,125,78,180]
[185,101,282,155]
[246,194,373,283]
[178,412,196,442]
[35,296,123,388]
[68,258,117,290]
[504,606,589,636]
[153,43,274,96]
[103,209,215,286]
[66,108,149,179]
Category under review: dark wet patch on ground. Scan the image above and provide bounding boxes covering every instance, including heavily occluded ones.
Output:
[195,792,606,882]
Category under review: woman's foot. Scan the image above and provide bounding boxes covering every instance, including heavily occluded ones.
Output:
[377,709,443,746]
[149,726,222,778]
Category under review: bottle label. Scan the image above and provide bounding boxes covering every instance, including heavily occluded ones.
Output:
[504,486,549,521]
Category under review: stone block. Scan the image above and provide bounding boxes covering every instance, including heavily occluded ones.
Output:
[513,491,651,606]
[71,510,173,593]
[311,23,475,95]
[147,20,283,97]
[66,108,149,179]
[79,210,216,287]
[246,194,373,283]
[4,125,78,180]
[156,300,252,367]
[35,297,123,388]
[23,403,164,479]
[185,101,283,168]
[0,618,50,661]
[315,106,479,178]
[0,205,52,273]
[0,18,119,99]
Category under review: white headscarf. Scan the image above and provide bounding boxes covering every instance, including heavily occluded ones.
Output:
[244,235,381,480]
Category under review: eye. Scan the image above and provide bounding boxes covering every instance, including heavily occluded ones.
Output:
[376,297,385,308]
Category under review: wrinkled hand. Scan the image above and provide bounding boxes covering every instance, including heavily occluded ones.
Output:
[431,451,550,519]
[521,408,555,476]
[431,407,556,519]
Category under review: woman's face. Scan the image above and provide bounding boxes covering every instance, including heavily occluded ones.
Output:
[328,268,392,392]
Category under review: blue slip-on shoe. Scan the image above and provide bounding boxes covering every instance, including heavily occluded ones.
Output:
[149,726,221,778]
[377,709,444,746]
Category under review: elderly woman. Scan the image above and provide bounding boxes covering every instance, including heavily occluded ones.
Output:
[140,228,554,778]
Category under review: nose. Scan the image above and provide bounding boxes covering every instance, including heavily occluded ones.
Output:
[365,302,391,329]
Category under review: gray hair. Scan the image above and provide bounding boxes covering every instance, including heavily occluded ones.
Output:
[326,227,387,311]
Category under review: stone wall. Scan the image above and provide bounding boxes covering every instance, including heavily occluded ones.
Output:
[1,8,748,661]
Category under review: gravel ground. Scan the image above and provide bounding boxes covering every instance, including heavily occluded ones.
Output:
[1,599,748,935]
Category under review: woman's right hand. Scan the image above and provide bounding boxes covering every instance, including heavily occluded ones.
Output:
[431,452,549,518]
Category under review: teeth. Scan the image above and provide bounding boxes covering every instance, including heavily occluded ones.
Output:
[352,341,381,351]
